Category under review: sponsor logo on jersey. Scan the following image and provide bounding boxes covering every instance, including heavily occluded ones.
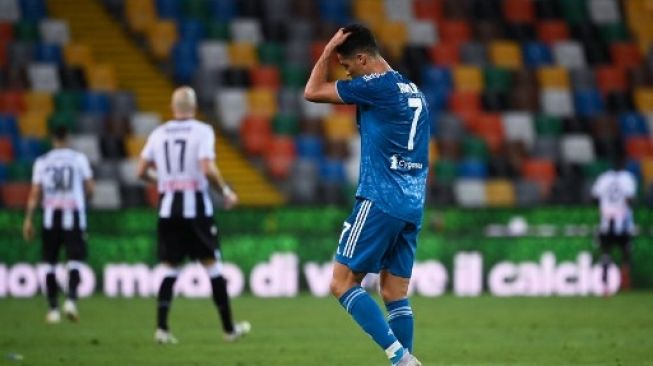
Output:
[390,154,423,171]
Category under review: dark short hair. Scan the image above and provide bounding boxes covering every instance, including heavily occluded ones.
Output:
[335,23,379,57]
[51,125,69,141]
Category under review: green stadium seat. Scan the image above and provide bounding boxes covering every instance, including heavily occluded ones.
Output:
[484,66,512,93]
[599,23,630,44]
[47,111,77,133]
[205,21,230,41]
[557,0,589,25]
[54,90,81,113]
[272,114,298,136]
[462,136,489,160]
[583,159,610,180]
[434,159,457,185]
[8,160,33,181]
[281,65,307,89]
[13,21,39,42]
[535,114,562,136]
[258,42,284,66]
[182,0,209,21]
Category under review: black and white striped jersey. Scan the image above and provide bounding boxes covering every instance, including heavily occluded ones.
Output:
[31,148,93,230]
[140,119,216,219]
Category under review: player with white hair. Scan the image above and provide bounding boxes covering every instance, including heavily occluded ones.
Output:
[136,86,249,344]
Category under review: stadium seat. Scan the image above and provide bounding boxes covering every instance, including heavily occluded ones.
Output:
[0,182,31,208]
[91,180,121,209]
[596,65,626,93]
[611,42,642,69]
[522,41,553,67]
[429,42,458,66]
[573,89,604,118]
[230,18,263,44]
[147,20,177,60]
[58,65,87,90]
[589,0,621,24]
[436,113,465,140]
[460,42,487,66]
[247,88,277,117]
[570,68,596,90]
[485,179,516,206]
[457,158,488,178]
[77,113,105,134]
[125,0,157,33]
[250,66,280,90]
[378,21,408,59]
[626,136,653,159]
[130,112,159,137]
[323,113,356,141]
[439,20,471,45]
[70,134,101,164]
[272,114,298,136]
[537,66,570,89]
[265,135,296,179]
[0,0,20,22]
[39,19,69,45]
[295,134,323,162]
[0,115,18,138]
[27,62,60,92]
[124,135,146,158]
[81,91,110,116]
[24,90,52,114]
[198,41,228,70]
[421,66,453,90]
[634,87,653,112]
[408,21,438,47]
[449,91,481,121]
[489,41,522,69]
[0,89,25,115]
[560,134,596,164]
[461,135,488,160]
[540,89,574,117]
[484,66,512,93]
[454,179,486,207]
[453,65,483,92]
[228,42,258,68]
[503,0,535,23]
[618,112,648,137]
[552,40,586,68]
[537,20,570,44]
[215,88,247,133]
[87,63,117,91]
[522,158,556,191]
[502,112,535,147]
[0,136,14,163]
[413,0,443,23]
[18,111,48,138]
[110,91,137,118]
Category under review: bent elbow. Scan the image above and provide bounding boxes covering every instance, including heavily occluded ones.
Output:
[303,88,316,102]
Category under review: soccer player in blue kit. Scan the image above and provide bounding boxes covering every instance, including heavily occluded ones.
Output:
[304,24,429,366]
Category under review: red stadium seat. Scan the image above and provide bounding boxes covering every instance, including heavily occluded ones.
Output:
[250,66,281,90]
[503,0,535,23]
[240,115,272,157]
[1,182,31,208]
[0,90,26,115]
[449,91,482,122]
[537,20,570,44]
[596,66,627,93]
[626,136,653,159]
[522,158,556,193]
[414,0,443,23]
[0,137,14,163]
[610,42,642,69]
[470,113,504,153]
[265,136,296,179]
[429,42,460,66]
[0,22,12,43]
[439,20,472,45]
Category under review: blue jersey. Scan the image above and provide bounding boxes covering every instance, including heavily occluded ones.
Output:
[336,70,430,225]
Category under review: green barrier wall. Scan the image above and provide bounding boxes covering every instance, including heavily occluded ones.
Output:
[1,207,652,288]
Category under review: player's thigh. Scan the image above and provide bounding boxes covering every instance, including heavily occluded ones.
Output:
[187,217,218,261]
[41,228,62,264]
[157,218,187,264]
[335,199,404,274]
[62,229,88,261]
[381,222,419,279]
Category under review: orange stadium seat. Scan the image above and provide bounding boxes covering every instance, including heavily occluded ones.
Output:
[537,66,571,89]
[19,111,48,138]
[537,20,570,44]
[485,179,516,206]
[125,0,156,33]
[0,137,14,163]
[87,64,117,92]
[377,22,408,59]
[0,90,25,115]
[449,91,481,122]
[429,42,460,66]
[24,91,53,115]
[522,158,556,192]
[626,136,653,159]
[64,43,94,70]
[148,21,177,61]
[247,88,277,117]
[634,87,653,112]
[354,0,386,26]
[489,41,522,69]
[470,113,504,153]
[611,42,643,69]
[228,43,258,68]
[323,113,357,141]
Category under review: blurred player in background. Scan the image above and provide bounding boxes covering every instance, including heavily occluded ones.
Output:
[592,156,637,291]
[23,126,95,323]
[305,24,429,366]
[136,86,250,344]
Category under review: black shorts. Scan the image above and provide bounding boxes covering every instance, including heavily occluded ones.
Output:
[42,210,88,264]
[157,216,219,264]
[599,230,632,252]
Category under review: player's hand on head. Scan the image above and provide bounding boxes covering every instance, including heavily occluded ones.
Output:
[325,28,350,52]
[22,220,34,242]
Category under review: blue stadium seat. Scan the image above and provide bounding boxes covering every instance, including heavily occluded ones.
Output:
[0,163,7,183]
[574,88,604,118]
[421,66,453,90]
[320,158,346,183]
[82,91,111,115]
[421,86,450,114]
[0,115,19,139]
[172,40,199,84]
[626,159,642,183]
[318,0,351,25]
[457,158,488,178]
[295,135,324,162]
[209,0,237,22]
[156,0,180,19]
[618,112,649,137]
[19,0,46,21]
[178,19,205,42]
[35,43,62,64]
[522,42,553,67]
[13,137,44,161]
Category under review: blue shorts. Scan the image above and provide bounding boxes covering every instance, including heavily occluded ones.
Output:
[335,198,419,278]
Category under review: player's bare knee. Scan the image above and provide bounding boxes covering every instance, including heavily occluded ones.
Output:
[380,285,407,303]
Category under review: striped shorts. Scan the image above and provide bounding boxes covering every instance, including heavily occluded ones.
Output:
[335,198,419,278]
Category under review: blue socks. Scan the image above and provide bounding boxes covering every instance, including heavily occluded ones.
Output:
[386,298,414,352]
[339,286,405,365]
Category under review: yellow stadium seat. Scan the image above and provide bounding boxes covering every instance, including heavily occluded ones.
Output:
[87,64,117,91]
[323,113,357,141]
[125,135,147,158]
[228,43,258,68]
[148,20,177,61]
[453,65,484,92]
[489,41,522,69]
[537,66,570,89]
[330,64,349,81]
[377,22,407,59]
[125,0,156,33]
[634,87,653,112]
[353,0,386,25]
[19,111,49,138]
[247,88,277,117]
[642,158,653,185]
[64,43,94,69]
[485,179,516,207]
[24,91,53,115]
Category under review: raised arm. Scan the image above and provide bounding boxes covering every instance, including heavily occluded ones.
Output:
[304,29,350,103]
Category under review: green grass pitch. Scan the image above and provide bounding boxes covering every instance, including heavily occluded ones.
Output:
[1,293,652,365]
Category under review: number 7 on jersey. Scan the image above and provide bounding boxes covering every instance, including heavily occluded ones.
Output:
[407,97,422,151]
